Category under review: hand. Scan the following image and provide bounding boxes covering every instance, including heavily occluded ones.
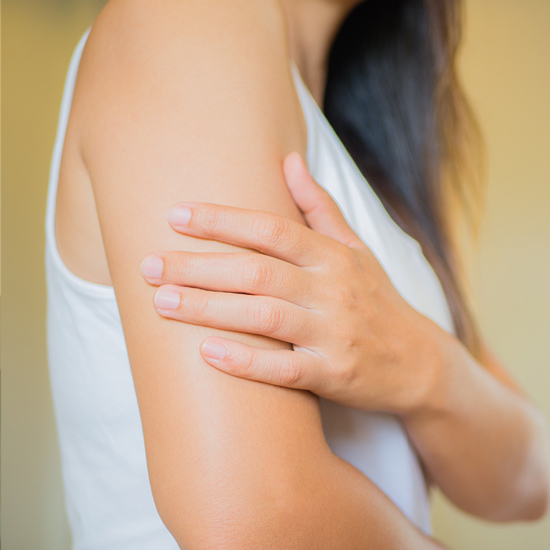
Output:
[140,152,442,416]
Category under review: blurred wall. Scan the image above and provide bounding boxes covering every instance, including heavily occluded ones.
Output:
[2,2,107,548]
[2,0,549,548]
[431,1,550,548]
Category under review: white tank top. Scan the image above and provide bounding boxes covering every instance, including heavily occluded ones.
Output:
[46,27,454,549]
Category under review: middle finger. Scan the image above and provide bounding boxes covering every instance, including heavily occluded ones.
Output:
[141,251,317,308]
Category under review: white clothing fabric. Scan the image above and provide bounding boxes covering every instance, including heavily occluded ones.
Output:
[46,26,454,549]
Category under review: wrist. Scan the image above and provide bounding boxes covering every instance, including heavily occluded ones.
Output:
[400,314,460,423]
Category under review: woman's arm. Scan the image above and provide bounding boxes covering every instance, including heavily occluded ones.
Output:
[403,330,550,522]
[70,0,445,547]
[144,155,550,523]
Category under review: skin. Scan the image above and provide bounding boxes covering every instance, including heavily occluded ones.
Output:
[143,151,550,521]
[53,0,548,546]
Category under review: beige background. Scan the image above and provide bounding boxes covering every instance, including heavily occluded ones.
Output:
[2,0,549,548]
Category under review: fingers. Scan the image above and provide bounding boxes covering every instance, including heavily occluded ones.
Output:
[153,284,321,346]
[283,152,364,249]
[141,250,316,307]
[165,200,339,267]
[199,337,326,391]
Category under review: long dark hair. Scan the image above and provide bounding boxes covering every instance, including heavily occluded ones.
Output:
[324,0,484,355]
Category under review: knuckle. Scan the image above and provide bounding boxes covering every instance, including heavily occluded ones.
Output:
[335,359,356,390]
[243,255,271,292]
[280,355,303,387]
[330,331,360,389]
[339,325,359,351]
[253,215,289,249]
[238,348,257,379]
[333,319,360,352]
[328,246,358,278]
[339,246,360,270]
[253,299,283,335]
[199,205,224,233]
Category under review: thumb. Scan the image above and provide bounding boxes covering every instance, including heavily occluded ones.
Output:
[283,151,363,249]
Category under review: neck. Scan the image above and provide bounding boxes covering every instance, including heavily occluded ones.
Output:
[279,0,359,106]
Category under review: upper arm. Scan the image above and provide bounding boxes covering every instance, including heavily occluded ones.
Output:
[71,0,330,545]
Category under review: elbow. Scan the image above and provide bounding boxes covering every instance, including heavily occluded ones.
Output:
[464,469,550,524]
[155,482,297,549]
[521,460,550,521]
[512,471,550,522]
[524,488,550,522]
[469,409,550,523]
[520,410,550,522]
[498,409,550,523]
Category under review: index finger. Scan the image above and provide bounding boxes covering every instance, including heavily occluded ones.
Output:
[166,201,340,267]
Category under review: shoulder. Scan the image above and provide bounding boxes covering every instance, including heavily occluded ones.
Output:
[76,0,292,106]
[98,0,289,38]
[72,0,306,181]
[69,0,308,276]
[94,0,289,41]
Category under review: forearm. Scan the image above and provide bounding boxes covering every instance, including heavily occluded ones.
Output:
[403,324,550,521]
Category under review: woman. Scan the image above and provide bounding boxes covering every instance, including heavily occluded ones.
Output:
[47,0,549,548]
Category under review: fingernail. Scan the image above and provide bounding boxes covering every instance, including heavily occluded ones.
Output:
[167,205,192,226]
[201,340,227,360]
[155,290,180,310]
[141,255,164,279]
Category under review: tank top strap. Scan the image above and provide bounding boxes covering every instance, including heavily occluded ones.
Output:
[45,27,115,299]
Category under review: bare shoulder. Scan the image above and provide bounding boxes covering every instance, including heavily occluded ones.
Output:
[90,0,290,56]
[74,0,308,257]
[75,0,305,158]
[57,0,306,286]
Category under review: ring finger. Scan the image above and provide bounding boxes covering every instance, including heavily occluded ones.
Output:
[153,284,321,346]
